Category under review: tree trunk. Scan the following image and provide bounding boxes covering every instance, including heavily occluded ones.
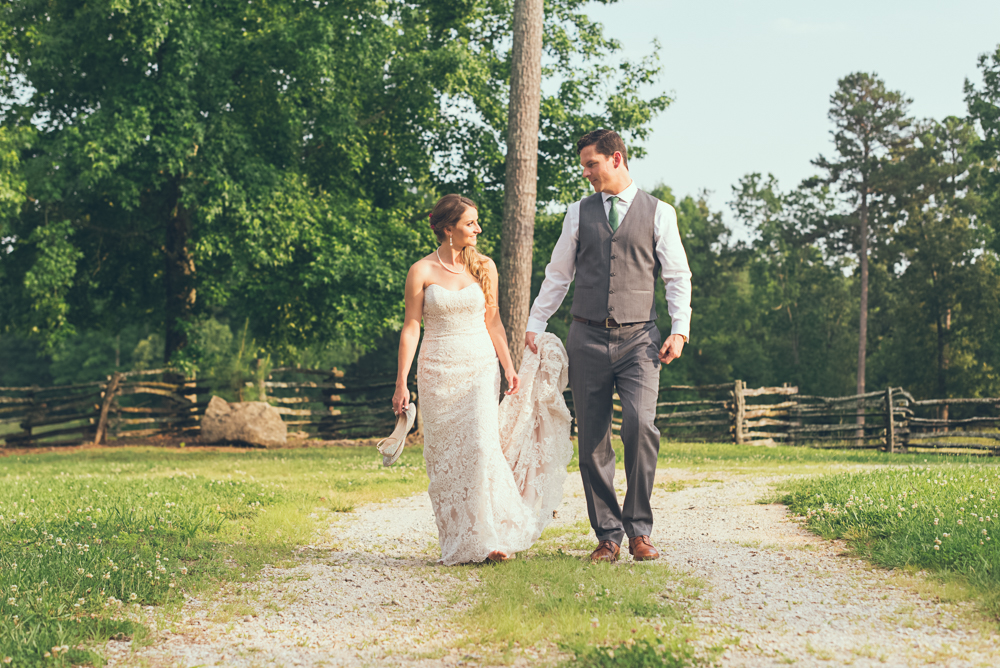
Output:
[164,182,196,365]
[498,0,544,376]
[937,307,951,427]
[855,189,869,442]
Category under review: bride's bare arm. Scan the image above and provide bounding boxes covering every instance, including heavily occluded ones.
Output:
[483,259,520,396]
[393,264,425,414]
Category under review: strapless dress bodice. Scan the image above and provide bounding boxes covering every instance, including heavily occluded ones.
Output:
[422,283,489,340]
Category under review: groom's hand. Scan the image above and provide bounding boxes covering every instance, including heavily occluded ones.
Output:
[659,334,686,364]
[525,331,538,354]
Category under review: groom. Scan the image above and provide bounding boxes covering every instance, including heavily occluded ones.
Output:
[525,129,692,563]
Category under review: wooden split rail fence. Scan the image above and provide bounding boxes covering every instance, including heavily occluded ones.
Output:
[2,370,997,452]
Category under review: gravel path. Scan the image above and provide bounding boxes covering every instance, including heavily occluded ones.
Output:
[105,468,1000,667]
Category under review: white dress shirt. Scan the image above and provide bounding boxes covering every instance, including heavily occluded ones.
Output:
[526,180,693,340]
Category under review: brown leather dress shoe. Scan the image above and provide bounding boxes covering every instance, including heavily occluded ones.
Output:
[589,540,620,563]
[628,535,660,561]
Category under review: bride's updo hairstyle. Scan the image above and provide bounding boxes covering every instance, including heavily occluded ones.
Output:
[429,194,495,307]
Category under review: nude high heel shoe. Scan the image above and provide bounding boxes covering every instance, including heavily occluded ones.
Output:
[377,403,417,466]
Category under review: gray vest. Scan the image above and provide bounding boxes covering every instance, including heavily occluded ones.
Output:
[570,189,660,323]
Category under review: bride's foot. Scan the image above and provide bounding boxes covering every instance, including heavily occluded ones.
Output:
[486,550,509,563]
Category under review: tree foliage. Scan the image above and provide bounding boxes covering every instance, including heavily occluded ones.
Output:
[0,0,668,368]
[2,8,998,403]
[966,44,1000,253]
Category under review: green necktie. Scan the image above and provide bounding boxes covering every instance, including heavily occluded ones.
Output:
[608,195,620,231]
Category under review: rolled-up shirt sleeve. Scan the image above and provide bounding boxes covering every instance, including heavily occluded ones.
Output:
[526,202,580,334]
[654,201,693,340]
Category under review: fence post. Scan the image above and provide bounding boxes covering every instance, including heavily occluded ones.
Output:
[94,372,123,445]
[733,380,745,445]
[885,387,895,454]
[257,358,267,402]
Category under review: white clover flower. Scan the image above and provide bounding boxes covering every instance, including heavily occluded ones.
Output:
[129,593,137,600]
[934,545,940,550]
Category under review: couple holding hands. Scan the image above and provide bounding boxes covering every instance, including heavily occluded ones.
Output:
[388,129,692,566]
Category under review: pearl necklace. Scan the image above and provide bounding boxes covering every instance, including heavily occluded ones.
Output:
[436,248,466,275]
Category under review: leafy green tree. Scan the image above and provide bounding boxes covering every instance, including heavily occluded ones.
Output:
[966,43,1000,254]
[0,0,669,372]
[730,174,857,394]
[648,184,757,387]
[811,73,912,414]
[871,117,1000,400]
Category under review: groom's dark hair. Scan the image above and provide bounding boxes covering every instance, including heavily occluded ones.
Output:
[576,129,628,169]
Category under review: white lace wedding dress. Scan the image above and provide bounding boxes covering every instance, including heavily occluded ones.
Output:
[417,283,573,565]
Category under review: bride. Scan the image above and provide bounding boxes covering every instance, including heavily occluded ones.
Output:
[392,194,574,565]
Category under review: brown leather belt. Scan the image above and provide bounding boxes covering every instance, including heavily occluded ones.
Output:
[573,316,648,329]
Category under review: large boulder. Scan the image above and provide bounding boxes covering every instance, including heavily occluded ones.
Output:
[201,396,287,448]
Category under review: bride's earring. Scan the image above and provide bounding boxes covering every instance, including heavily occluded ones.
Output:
[449,236,453,248]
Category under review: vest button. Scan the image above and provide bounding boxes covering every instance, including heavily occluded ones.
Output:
[609,307,614,311]
[611,238,617,243]
[609,290,614,294]
[610,272,615,277]
[610,255,617,259]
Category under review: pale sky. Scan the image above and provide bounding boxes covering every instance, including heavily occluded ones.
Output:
[584,0,1000,236]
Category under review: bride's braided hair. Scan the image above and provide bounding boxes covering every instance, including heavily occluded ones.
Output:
[429,194,495,307]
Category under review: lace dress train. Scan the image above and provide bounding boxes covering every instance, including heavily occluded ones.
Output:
[417,284,573,565]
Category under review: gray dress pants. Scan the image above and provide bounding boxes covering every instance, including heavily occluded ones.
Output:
[567,319,661,545]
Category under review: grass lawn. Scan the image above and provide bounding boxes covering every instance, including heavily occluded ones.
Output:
[779,464,1000,623]
[1,439,997,667]
[0,445,427,667]
[651,440,966,474]
[448,519,721,667]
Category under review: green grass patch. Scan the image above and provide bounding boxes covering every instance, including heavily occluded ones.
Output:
[655,480,701,494]
[0,445,427,666]
[526,437,954,476]
[449,515,720,667]
[779,463,1000,622]
[570,638,704,668]
[651,440,962,474]
[456,553,713,666]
